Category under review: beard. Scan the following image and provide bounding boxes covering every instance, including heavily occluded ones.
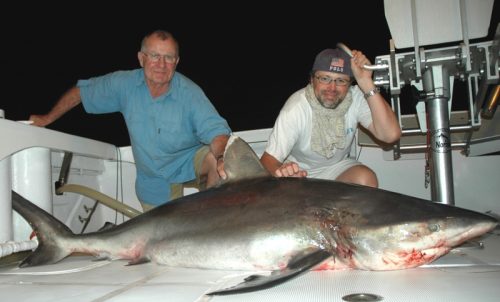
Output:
[316,92,344,109]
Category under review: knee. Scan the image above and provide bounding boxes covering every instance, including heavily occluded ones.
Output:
[336,165,378,188]
[358,168,378,188]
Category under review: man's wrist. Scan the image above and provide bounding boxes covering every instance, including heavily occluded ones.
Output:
[363,87,380,99]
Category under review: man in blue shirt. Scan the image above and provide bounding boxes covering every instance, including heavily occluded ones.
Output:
[29,30,231,211]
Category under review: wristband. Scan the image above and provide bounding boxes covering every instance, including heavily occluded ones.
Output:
[364,87,380,99]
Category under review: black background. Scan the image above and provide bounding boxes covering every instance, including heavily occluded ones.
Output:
[2,2,499,146]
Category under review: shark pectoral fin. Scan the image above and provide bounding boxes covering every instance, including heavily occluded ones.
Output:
[206,249,331,296]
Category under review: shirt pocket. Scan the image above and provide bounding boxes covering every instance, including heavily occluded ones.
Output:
[156,112,198,153]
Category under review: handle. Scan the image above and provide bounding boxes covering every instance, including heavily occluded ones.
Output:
[336,42,388,71]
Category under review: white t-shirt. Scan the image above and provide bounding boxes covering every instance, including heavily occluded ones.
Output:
[265,85,373,179]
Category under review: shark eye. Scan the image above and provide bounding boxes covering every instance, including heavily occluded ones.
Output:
[428,224,440,232]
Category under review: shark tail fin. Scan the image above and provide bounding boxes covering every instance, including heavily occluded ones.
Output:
[11,190,74,267]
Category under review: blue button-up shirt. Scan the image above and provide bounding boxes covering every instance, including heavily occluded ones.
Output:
[78,69,231,205]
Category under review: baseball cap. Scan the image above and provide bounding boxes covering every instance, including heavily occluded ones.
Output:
[312,48,352,77]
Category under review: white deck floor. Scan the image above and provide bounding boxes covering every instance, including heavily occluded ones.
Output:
[1,227,499,302]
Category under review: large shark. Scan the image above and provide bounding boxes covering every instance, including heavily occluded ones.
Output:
[10,136,498,295]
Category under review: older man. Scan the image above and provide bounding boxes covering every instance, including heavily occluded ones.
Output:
[29,30,231,210]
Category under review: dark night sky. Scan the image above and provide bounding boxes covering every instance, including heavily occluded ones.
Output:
[2,2,499,146]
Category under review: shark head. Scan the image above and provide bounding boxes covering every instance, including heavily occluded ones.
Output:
[353,217,496,270]
[327,199,498,270]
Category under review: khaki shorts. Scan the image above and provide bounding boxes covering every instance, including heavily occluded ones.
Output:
[141,146,210,212]
[170,145,210,199]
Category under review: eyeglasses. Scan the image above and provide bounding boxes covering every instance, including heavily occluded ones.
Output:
[142,51,178,64]
[314,75,350,86]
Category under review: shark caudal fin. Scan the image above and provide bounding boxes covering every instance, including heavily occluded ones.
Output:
[11,190,74,267]
[221,135,271,184]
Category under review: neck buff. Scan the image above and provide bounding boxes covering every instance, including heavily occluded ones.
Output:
[305,83,353,158]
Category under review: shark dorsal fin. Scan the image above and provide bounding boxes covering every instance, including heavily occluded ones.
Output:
[222,135,271,183]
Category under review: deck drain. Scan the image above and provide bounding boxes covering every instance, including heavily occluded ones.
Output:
[342,293,383,301]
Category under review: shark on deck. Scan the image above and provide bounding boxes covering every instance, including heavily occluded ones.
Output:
[10,135,498,295]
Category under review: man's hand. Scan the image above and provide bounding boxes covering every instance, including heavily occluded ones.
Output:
[28,114,51,127]
[216,156,227,180]
[274,162,307,178]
